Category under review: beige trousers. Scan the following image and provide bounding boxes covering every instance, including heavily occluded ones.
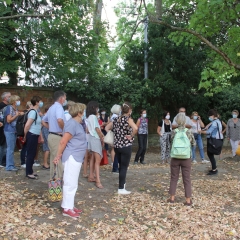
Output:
[48,134,63,179]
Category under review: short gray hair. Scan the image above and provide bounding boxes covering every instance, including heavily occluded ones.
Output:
[1,92,10,100]
[175,113,186,126]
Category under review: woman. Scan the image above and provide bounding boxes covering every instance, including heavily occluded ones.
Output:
[24,96,43,179]
[109,104,121,173]
[4,95,24,171]
[100,108,110,152]
[86,101,105,188]
[53,103,87,219]
[168,113,196,206]
[190,112,209,164]
[106,102,138,194]
[202,109,223,175]
[134,109,148,165]
[226,110,240,157]
[42,105,50,169]
[157,111,172,164]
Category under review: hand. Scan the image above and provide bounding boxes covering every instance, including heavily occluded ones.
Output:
[53,155,62,164]
[126,135,132,140]
[0,122,3,127]
[198,116,201,120]
[23,136,26,143]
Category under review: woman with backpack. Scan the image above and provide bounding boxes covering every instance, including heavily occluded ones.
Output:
[134,109,148,164]
[157,111,172,164]
[4,95,24,171]
[201,109,223,175]
[168,113,196,206]
[23,96,43,179]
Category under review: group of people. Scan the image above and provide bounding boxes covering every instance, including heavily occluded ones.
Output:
[1,90,240,216]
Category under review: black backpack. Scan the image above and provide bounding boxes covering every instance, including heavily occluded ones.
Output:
[16,109,38,137]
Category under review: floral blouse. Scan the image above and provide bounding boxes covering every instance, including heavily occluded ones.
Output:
[113,116,134,148]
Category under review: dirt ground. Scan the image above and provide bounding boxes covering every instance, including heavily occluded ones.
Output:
[1,146,240,239]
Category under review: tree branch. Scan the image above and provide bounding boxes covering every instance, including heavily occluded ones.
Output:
[0,14,51,20]
[142,0,240,71]
[149,16,240,71]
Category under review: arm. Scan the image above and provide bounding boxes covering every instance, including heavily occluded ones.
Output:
[157,126,162,136]
[41,120,49,129]
[222,121,227,134]
[226,120,230,139]
[198,119,205,128]
[57,118,64,130]
[105,122,113,132]
[6,112,20,123]
[95,127,104,145]
[128,118,138,137]
[136,118,141,128]
[53,132,72,164]
[24,118,34,141]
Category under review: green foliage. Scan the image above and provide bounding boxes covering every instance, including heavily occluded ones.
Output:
[162,0,240,93]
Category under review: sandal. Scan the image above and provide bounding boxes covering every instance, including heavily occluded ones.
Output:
[83,174,88,178]
[95,182,104,189]
[184,200,193,206]
[27,175,37,180]
[167,199,175,203]
[88,177,96,182]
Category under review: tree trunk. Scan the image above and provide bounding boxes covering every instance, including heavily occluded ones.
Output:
[155,0,162,18]
[8,71,18,86]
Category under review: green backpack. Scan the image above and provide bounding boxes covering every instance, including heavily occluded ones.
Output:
[171,128,191,159]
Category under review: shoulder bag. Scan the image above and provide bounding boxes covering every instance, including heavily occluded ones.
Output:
[207,122,223,155]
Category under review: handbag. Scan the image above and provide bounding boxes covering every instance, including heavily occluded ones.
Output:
[48,165,63,202]
[236,145,240,156]
[207,122,223,155]
[100,149,109,166]
[104,130,114,145]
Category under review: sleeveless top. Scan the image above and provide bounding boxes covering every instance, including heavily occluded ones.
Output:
[138,117,148,134]
[113,115,134,148]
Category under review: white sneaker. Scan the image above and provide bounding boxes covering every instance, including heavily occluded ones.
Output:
[118,189,131,195]
[21,164,26,168]
[0,165,5,168]
[192,160,197,164]
[202,159,210,163]
[33,161,40,167]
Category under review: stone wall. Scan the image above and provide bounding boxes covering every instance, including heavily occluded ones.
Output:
[0,86,55,112]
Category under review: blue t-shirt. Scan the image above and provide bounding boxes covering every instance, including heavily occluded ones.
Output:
[4,105,17,133]
[62,118,87,163]
[28,110,42,135]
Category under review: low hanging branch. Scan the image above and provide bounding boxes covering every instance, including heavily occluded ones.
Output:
[141,0,240,71]
[149,16,240,71]
[0,14,51,20]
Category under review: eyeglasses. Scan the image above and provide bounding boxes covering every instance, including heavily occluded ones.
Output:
[234,124,236,128]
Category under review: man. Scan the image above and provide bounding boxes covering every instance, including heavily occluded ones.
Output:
[42,91,67,179]
[172,107,192,129]
[0,92,11,167]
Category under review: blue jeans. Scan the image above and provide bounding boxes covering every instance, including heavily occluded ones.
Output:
[0,141,7,165]
[4,131,17,170]
[192,134,205,160]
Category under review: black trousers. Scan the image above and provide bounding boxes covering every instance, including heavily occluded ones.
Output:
[134,134,148,163]
[207,139,217,170]
[114,146,132,189]
[25,132,39,176]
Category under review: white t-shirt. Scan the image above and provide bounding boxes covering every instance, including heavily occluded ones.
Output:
[87,115,100,139]
[64,110,72,121]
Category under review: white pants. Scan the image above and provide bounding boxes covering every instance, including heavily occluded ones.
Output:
[61,155,82,210]
[230,139,239,157]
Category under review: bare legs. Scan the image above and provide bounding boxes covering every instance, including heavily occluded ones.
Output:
[83,150,89,177]
[43,150,50,168]
[88,151,103,188]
